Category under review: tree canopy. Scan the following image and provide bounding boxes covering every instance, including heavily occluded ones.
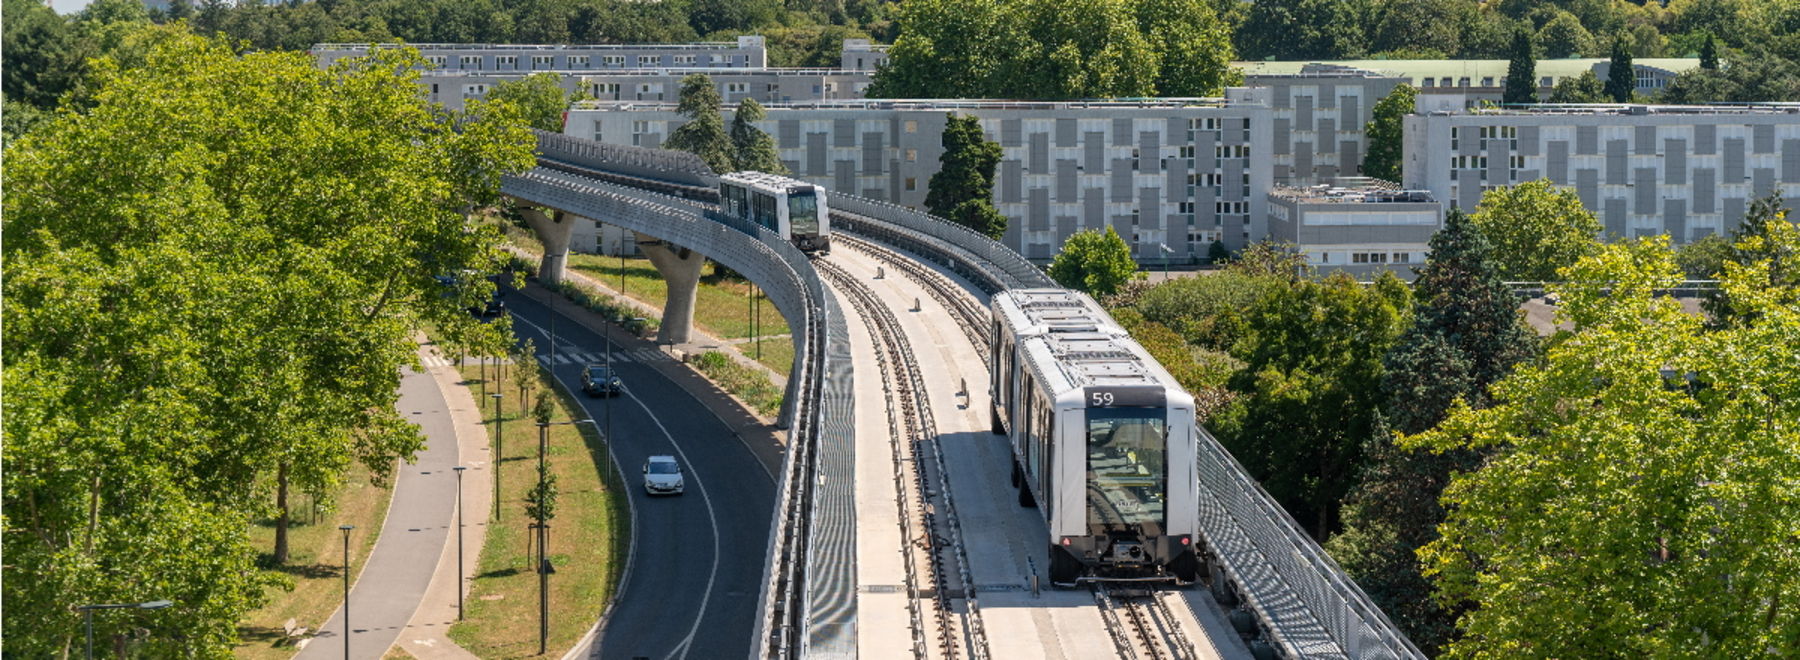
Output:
[730,98,787,175]
[1047,225,1141,298]
[1326,209,1537,653]
[663,73,734,173]
[1503,27,1537,104]
[485,72,587,133]
[1403,231,1800,656]
[1,33,533,655]
[869,0,1238,99]
[1362,84,1415,183]
[1468,180,1602,282]
[924,113,1007,239]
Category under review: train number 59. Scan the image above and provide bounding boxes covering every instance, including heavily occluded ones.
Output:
[1090,391,1114,407]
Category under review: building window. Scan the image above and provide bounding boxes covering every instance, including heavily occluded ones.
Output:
[1178,201,1195,215]
[603,55,625,67]
[591,120,604,141]
[1421,77,1434,87]
[674,54,696,66]
[1178,145,1196,159]
[905,177,917,191]
[905,149,917,162]
[1392,252,1411,264]
[725,82,749,94]
[532,55,553,69]
[570,55,589,67]
[1458,77,1471,87]
[1540,76,1553,87]
[427,55,446,68]
[1480,76,1494,87]
[462,84,488,96]
[637,55,660,67]
[460,55,481,69]
[430,83,439,95]
[632,120,651,146]
[904,120,918,133]
[496,56,517,69]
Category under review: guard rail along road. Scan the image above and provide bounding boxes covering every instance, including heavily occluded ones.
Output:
[514,132,1422,660]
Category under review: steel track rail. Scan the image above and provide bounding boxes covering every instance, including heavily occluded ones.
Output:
[818,259,992,660]
[834,233,989,355]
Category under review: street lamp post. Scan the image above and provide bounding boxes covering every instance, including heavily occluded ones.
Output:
[339,524,354,659]
[77,600,171,660]
[492,392,505,521]
[531,419,596,655]
[453,465,467,621]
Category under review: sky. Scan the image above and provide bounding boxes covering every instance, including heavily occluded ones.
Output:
[52,0,96,15]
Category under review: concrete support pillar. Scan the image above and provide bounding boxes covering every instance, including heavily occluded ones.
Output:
[520,207,578,285]
[635,232,705,345]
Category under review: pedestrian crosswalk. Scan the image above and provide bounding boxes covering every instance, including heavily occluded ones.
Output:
[416,355,515,369]
[535,348,667,366]
[415,348,668,369]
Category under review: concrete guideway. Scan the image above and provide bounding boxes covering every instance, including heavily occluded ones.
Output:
[828,240,1252,660]
[297,337,492,659]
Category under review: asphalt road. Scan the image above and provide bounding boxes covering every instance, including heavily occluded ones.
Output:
[505,291,775,660]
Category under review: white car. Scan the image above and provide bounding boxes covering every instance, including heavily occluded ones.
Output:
[643,455,684,495]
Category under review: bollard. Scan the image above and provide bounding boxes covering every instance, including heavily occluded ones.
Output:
[913,297,921,312]
[959,377,968,397]
[876,266,885,279]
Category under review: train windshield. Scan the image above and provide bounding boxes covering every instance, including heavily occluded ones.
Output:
[1086,407,1166,535]
[788,191,820,235]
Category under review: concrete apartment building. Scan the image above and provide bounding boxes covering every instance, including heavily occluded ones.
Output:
[1241,66,1408,185]
[1403,102,1800,243]
[1267,182,1443,279]
[840,39,890,72]
[313,36,768,71]
[420,68,873,112]
[565,92,1275,260]
[1239,58,1699,109]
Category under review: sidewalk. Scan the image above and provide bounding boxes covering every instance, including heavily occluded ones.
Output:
[395,341,498,659]
[295,336,492,659]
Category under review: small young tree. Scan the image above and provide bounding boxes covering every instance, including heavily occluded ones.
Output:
[925,113,1006,238]
[663,74,734,173]
[1207,239,1232,264]
[729,98,786,175]
[1048,226,1141,298]
[1604,37,1635,102]
[1503,28,1538,105]
[1362,84,1416,182]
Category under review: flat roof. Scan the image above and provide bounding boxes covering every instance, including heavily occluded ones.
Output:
[1234,58,1700,81]
[1436,103,1800,116]
[570,97,1237,112]
[1271,184,1436,204]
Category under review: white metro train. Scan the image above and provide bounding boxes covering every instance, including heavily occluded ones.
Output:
[718,171,831,255]
[989,289,1201,586]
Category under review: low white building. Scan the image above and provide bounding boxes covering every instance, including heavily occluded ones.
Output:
[1267,182,1442,279]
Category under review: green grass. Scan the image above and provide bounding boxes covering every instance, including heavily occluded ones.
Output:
[447,361,630,658]
[235,461,393,658]
[741,335,794,379]
[689,351,785,418]
[567,254,789,341]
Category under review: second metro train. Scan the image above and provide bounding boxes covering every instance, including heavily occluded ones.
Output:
[718,171,831,255]
[989,289,1202,586]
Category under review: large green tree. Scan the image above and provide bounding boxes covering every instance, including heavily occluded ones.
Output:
[1048,225,1141,298]
[1467,179,1602,281]
[1,34,533,655]
[663,73,735,173]
[1327,209,1537,654]
[485,72,585,133]
[924,113,1007,239]
[870,0,1235,99]
[1212,272,1413,538]
[730,98,787,175]
[1535,10,1597,58]
[1237,0,1369,60]
[1703,194,1798,327]
[1403,232,1800,657]
[1362,83,1416,182]
[1503,27,1538,104]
